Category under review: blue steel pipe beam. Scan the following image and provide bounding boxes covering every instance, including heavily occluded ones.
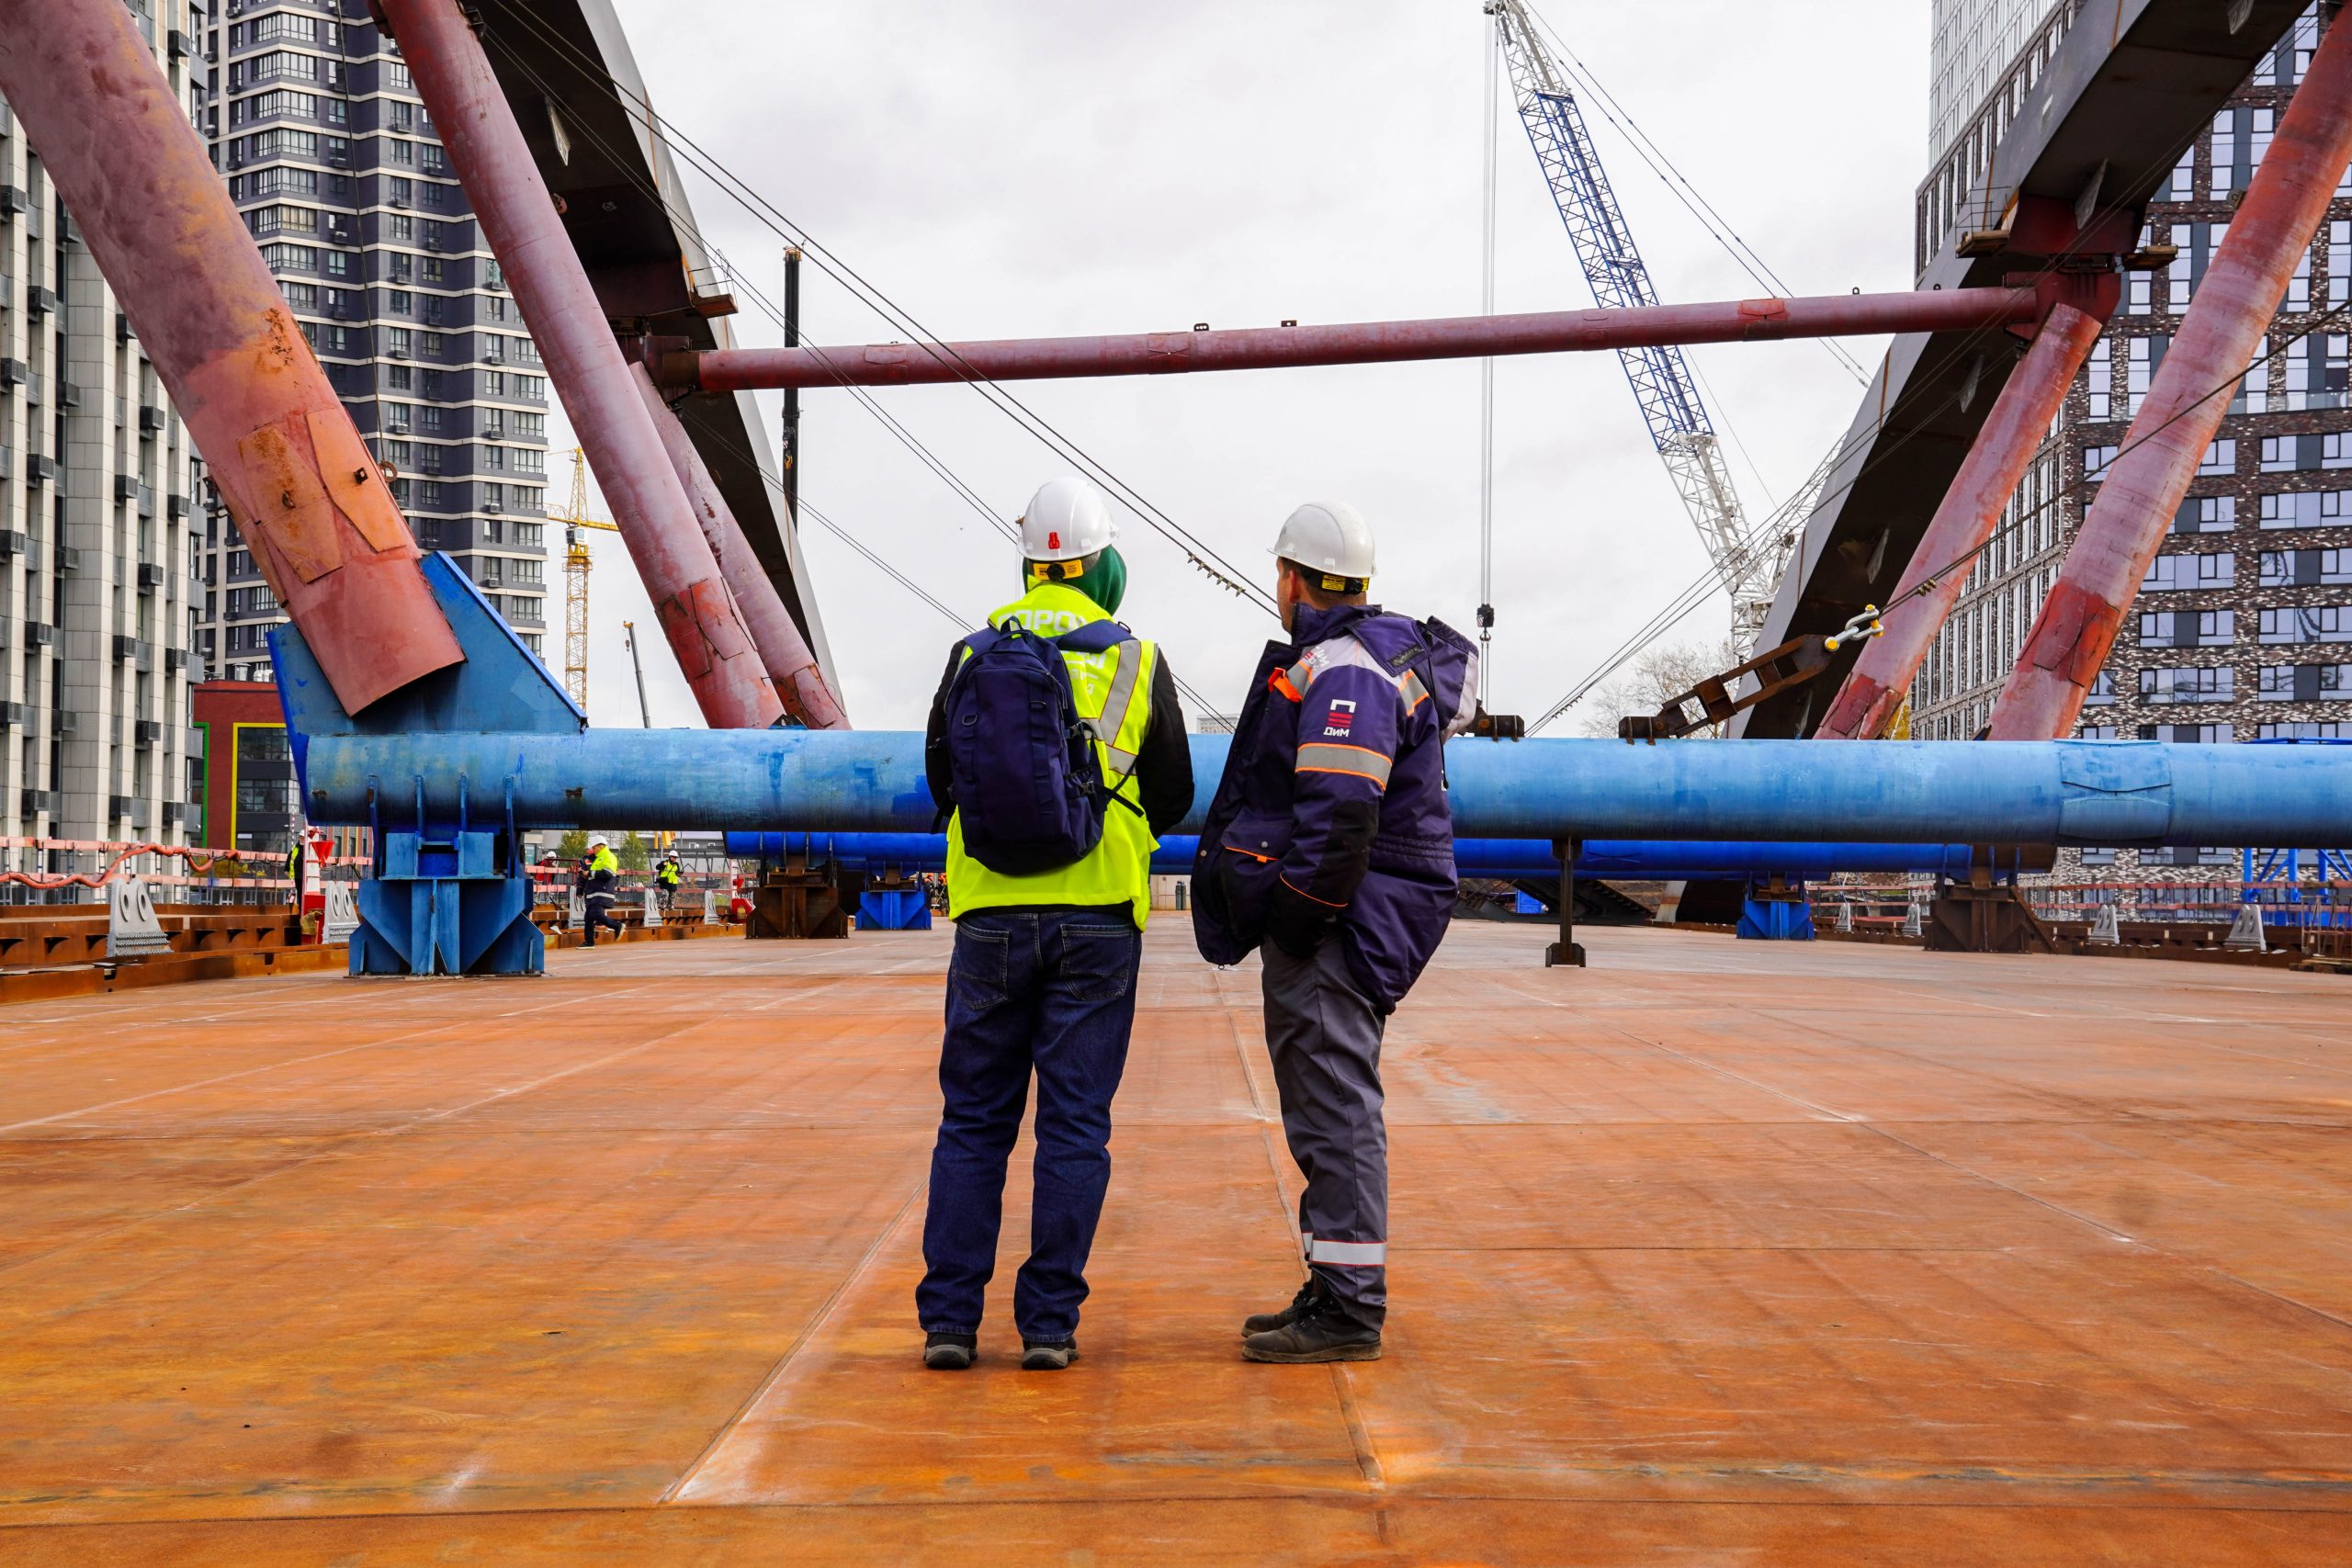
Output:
[295,730,2352,849]
[722,832,1979,883]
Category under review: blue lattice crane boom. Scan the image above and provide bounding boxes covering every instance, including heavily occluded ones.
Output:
[1487,0,1791,651]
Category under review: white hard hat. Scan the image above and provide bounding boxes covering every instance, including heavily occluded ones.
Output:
[589,834,609,850]
[1018,477,1117,562]
[1271,502,1375,584]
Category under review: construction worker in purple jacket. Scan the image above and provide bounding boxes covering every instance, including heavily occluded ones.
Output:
[1194,502,1478,1363]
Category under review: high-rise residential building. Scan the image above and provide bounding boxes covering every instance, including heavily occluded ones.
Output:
[1911,4,2349,874]
[0,0,206,859]
[195,0,551,690]
[1928,0,2071,163]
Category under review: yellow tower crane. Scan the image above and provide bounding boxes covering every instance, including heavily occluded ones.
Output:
[552,448,619,712]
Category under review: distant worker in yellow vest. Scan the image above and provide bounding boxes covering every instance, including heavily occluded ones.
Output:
[654,850,683,916]
[916,477,1194,1372]
[582,834,624,947]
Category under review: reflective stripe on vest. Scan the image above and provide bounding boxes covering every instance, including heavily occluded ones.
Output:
[1089,635,1147,777]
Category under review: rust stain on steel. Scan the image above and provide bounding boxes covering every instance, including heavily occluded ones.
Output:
[1990,7,2352,739]
[233,422,345,583]
[1736,297,1792,335]
[308,409,415,553]
[2,923,2349,1561]
[0,0,459,716]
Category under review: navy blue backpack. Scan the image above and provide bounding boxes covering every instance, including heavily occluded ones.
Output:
[941,620,1142,875]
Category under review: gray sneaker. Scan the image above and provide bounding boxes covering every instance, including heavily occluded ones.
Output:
[923,1332,977,1371]
[1020,1338,1080,1371]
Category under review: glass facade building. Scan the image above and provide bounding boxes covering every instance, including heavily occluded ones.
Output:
[195,0,550,685]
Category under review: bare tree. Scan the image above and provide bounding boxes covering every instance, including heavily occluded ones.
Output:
[1575,636,1744,739]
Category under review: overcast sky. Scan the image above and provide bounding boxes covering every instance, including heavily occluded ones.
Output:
[561,0,1932,733]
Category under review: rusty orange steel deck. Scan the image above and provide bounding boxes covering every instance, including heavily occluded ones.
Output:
[3,921,2347,1563]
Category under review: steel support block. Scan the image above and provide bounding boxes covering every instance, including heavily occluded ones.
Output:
[1736,879,1816,941]
[351,829,543,976]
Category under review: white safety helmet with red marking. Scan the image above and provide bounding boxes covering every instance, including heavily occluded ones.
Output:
[1017,477,1117,562]
[1272,501,1375,590]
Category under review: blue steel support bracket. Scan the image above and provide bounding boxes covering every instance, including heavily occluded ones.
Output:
[274,553,579,977]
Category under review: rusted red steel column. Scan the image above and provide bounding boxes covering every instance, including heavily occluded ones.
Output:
[1817,277,2116,740]
[379,0,784,730]
[1990,19,2352,739]
[0,0,462,715]
[628,366,847,728]
[662,287,2047,392]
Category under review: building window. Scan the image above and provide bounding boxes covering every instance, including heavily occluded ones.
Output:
[2199,439,2237,476]
[2085,445,2118,480]
[2139,666,2233,705]
[2257,663,2352,702]
[2086,339,2113,420]
[2260,721,2348,739]
[2261,547,2352,586]
[2175,495,2235,534]
[2142,551,2235,591]
[2258,489,2351,528]
[2259,604,2352,644]
[2139,609,2234,648]
[2128,337,2162,416]
[2083,669,2117,708]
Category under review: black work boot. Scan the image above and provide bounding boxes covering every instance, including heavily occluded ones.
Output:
[1240,1280,1381,1364]
[923,1331,978,1371]
[1242,1277,1317,1338]
[1020,1337,1080,1371]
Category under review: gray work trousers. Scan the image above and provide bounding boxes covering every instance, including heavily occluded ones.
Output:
[1261,937,1388,1330]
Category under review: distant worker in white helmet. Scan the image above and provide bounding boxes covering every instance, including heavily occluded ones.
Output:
[1194,502,1480,1362]
[581,833,625,948]
[914,477,1195,1371]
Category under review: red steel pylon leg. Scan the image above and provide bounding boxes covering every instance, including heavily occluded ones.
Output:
[628,367,848,728]
[1989,15,2352,739]
[379,0,785,730]
[1817,284,2115,740]
[0,0,463,716]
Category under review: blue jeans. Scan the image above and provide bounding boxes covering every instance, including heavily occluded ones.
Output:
[917,908,1143,1343]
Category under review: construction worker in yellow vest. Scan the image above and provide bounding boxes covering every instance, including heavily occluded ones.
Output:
[915,477,1194,1372]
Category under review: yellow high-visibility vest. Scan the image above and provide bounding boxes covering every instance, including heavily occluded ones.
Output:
[944,581,1161,929]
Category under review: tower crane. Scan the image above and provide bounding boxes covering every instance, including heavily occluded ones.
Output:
[1486,0,1795,653]
[553,447,621,712]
